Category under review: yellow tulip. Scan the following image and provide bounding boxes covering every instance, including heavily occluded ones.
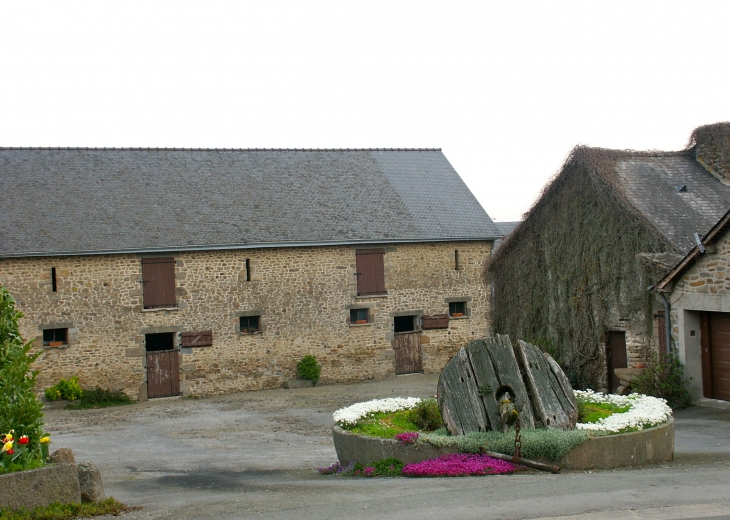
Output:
[40,436,51,444]
[4,433,12,442]
[2,441,13,452]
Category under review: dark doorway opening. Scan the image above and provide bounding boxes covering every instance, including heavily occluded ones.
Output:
[606,331,627,393]
[394,315,416,333]
[146,332,175,352]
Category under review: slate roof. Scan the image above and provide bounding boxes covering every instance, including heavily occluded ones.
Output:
[615,155,730,253]
[492,221,520,253]
[0,148,498,258]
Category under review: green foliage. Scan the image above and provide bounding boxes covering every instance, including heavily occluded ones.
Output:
[577,401,630,423]
[65,387,133,410]
[297,354,321,385]
[421,428,589,462]
[0,497,128,519]
[371,458,404,477]
[408,399,444,431]
[44,376,83,402]
[0,286,46,463]
[631,352,692,410]
[345,409,420,437]
[487,147,675,389]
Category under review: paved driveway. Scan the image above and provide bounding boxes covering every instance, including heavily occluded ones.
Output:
[44,375,730,520]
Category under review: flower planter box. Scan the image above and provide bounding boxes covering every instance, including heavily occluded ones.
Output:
[332,418,674,470]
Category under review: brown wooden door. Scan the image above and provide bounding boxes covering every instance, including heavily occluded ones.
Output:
[394,331,422,374]
[146,350,180,398]
[702,312,730,401]
[607,331,627,393]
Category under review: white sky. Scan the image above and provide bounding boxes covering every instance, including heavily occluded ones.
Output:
[2,1,729,222]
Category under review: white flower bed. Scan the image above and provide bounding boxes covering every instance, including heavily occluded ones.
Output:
[333,397,422,427]
[575,390,672,433]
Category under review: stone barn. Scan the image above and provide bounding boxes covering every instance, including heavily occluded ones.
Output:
[487,123,730,394]
[0,147,500,399]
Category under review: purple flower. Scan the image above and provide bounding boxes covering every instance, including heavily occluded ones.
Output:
[402,454,518,477]
[394,432,420,445]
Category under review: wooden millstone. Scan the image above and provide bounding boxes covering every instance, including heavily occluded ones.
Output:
[438,334,576,435]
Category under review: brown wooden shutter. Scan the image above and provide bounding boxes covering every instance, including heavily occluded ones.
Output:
[181,331,213,347]
[142,257,177,309]
[423,314,449,329]
[356,249,385,295]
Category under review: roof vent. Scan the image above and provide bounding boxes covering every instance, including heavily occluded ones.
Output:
[676,184,687,192]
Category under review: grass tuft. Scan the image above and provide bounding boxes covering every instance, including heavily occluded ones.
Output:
[0,497,130,519]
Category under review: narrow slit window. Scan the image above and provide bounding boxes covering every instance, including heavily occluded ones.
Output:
[246,259,251,282]
[454,250,460,271]
[51,267,57,292]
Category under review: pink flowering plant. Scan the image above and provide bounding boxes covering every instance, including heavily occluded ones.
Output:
[402,454,518,477]
[394,432,419,445]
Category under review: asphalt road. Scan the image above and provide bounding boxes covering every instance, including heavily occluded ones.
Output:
[44,374,730,520]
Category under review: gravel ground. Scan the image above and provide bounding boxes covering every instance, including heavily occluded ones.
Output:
[42,374,730,520]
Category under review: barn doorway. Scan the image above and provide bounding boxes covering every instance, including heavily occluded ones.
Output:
[606,331,627,394]
[393,315,422,375]
[145,332,180,398]
[700,312,730,401]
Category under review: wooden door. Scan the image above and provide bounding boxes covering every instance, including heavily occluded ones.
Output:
[394,331,422,375]
[146,350,180,398]
[702,312,730,401]
[607,331,627,393]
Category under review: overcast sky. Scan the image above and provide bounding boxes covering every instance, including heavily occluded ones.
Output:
[2,1,729,222]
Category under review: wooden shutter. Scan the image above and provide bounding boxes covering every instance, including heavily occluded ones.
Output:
[181,331,213,347]
[356,249,385,295]
[142,257,177,309]
[654,311,667,354]
[423,314,449,329]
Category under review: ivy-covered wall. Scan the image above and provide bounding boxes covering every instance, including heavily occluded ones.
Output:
[487,147,674,389]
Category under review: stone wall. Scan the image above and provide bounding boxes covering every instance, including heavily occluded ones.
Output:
[0,241,491,399]
[668,229,730,399]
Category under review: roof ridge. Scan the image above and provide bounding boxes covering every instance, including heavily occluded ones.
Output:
[0,147,442,152]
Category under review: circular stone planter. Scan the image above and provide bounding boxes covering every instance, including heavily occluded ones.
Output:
[332,418,674,470]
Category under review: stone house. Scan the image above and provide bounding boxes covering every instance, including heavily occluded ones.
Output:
[487,123,730,393]
[0,148,499,399]
[655,206,730,402]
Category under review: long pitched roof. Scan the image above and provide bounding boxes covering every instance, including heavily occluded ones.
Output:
[615,154,730,253]
[0,148,498,258]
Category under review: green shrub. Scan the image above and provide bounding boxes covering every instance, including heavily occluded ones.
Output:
[297,354,321,385]
[44,376,83,402]
[0,286,46,466]
[408,398,444,431]
[66,387,133,410]
[631,352,692,410]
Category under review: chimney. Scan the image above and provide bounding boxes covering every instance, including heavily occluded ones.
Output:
[690,122,730,185]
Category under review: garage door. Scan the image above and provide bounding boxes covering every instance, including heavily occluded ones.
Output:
[701,312,730,401]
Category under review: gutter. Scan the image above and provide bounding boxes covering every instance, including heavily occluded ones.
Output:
[0,236,501,259]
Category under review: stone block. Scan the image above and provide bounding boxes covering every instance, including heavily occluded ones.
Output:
[614,368,644,382]
[0,464,81,511]
[50,448,76,463]
[125,347,146,357]
[77,462,105,503]
[283,379,315,389]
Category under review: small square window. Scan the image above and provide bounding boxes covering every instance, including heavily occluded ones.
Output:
[350,308,369,324]
[240,316,261,334]
[449,302,466,317]
[43,328,68,346]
